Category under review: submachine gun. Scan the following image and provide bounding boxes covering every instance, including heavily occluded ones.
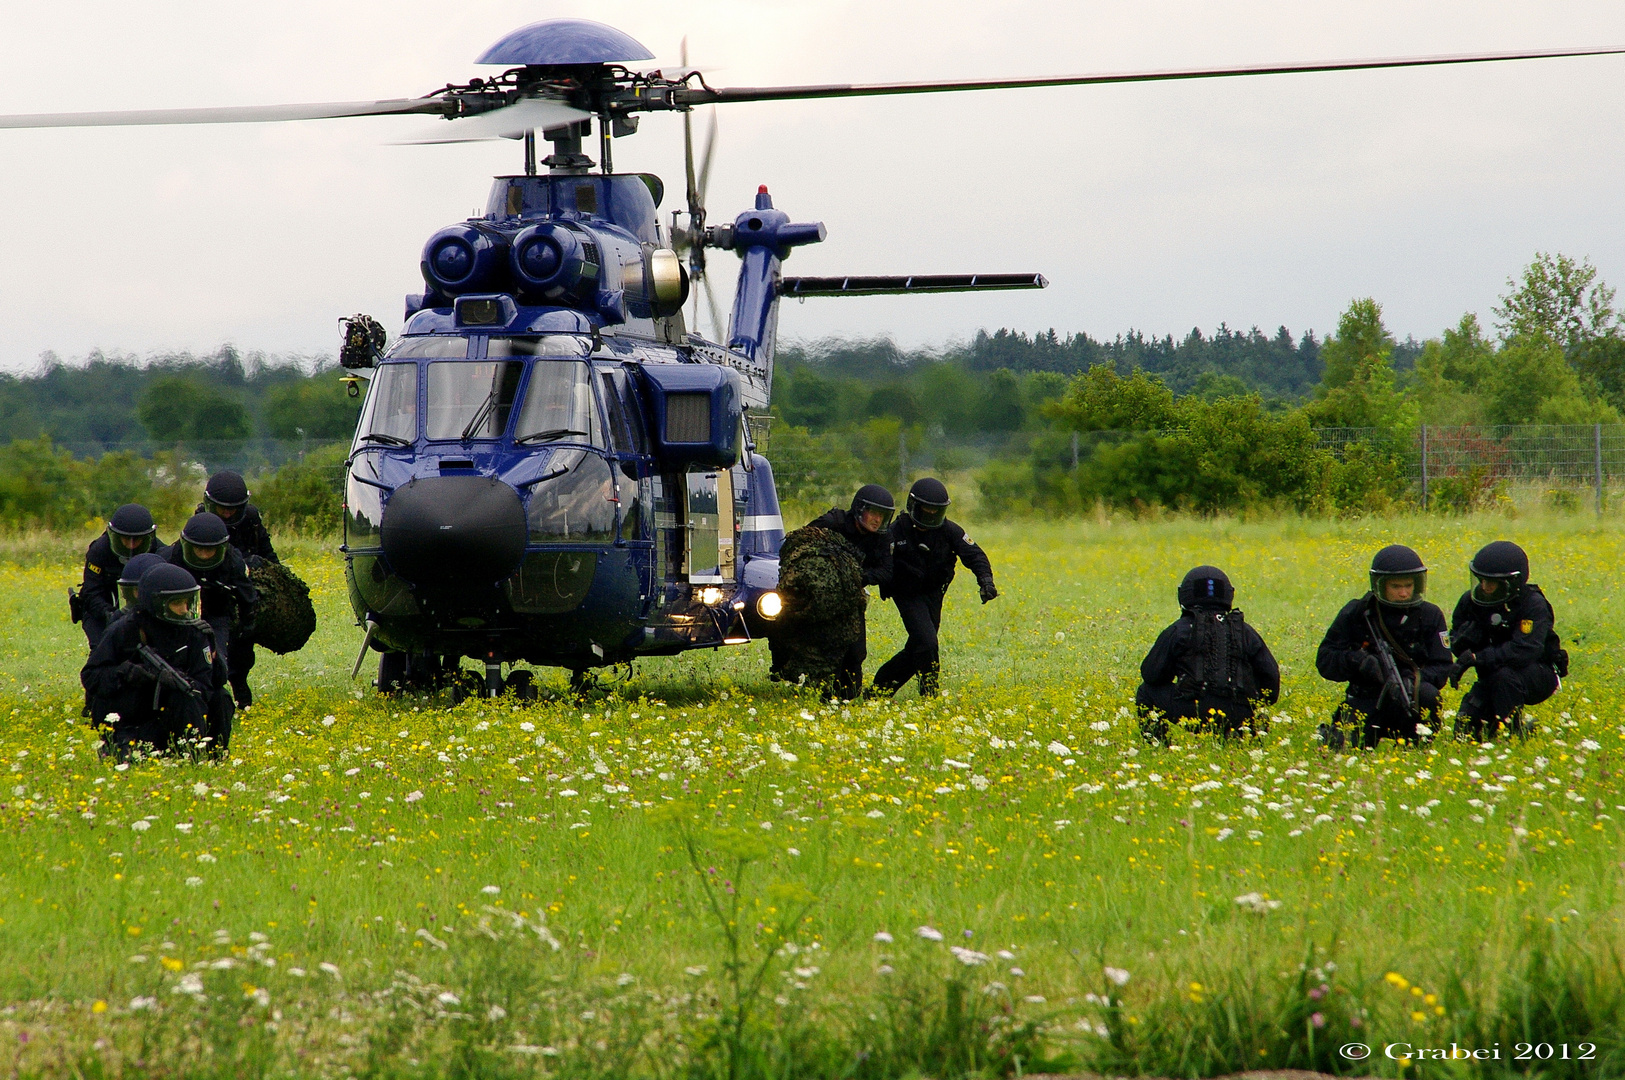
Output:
[135,644,203,710]
[1363,611,1420,721]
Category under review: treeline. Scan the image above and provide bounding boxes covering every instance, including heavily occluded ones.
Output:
[0,346,359,454]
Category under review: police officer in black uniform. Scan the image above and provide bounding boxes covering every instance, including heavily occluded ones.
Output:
[162,512,258,708]
[72,503,161,649]
[199,470,278,565]
[806,484,896,700]
[82,563,219,758]
[871,478,996,698]
[1448,540,1567,741]
[1316,544,1453,749]
[1136,566,1280,743]
[199,470,276,706]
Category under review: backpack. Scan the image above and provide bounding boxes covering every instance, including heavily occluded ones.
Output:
[1179,609,1258,701]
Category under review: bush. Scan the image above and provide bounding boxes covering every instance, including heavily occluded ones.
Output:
[252,442,348,533]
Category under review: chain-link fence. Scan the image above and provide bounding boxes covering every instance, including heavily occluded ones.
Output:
[1315,424,1625,512]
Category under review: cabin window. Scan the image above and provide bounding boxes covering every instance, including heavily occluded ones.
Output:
[425,361,524,441]
[513,361,603,446]
[354,362,418,446]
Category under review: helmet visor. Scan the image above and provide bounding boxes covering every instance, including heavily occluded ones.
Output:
[181,539,226,571]
[109,531,154,563]
[1371,570,1427,607]
[118,581,141,608]
[908,496,948,529]
[855,502,895,531]
[1471,573,1515,607]
[157,588,201,625]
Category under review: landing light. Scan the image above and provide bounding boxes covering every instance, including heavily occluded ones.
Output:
[698,586,725,606]
[756,591,782,619]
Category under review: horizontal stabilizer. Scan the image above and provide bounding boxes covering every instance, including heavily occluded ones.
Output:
[778,273,1047,297]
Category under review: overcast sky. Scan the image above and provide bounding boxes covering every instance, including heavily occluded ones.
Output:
[2,1,1623,371]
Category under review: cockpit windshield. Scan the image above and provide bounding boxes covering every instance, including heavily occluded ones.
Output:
[426,361,524,441]
[355,363,418,447]
[488,335,592,359]
[513,360,603,446]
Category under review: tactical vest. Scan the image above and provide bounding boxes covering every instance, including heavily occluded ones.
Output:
[1178,609,1257,701]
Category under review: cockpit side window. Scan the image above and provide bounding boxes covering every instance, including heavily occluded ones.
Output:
[513,361,604,447]
[355,363,418,446]
[598,366,648,455]
[425,361,524,441]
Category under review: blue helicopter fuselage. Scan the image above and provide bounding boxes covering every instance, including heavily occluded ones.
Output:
[341,172,816,674]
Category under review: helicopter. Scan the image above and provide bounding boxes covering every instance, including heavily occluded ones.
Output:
[3,19,1621,698]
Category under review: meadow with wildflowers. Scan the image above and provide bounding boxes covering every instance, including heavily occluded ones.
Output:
[0,513,1622,1077]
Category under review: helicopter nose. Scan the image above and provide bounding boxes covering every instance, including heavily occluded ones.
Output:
[380,476,527,587]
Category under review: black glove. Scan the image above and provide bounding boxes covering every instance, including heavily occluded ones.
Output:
[246,554,266,570]
[1354,651,1383,684]
[978,578,999,604]
[116,661,153,686]
[1448,650,1476,689]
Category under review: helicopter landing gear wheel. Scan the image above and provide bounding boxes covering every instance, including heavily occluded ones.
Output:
[506,669,537,702]
[569,668,593,700]
[376,651,408,694]
[482,656,504,699]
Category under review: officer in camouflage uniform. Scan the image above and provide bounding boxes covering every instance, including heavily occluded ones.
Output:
[871,478,996,698]
[199,470,277,705]
[73,504,162,649]
[1316,544,1453,749]
[1448,540,1567,741]
[802,484,895,700]
[1136,565,1280,742]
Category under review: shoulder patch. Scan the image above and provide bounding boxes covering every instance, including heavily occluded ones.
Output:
[1440,630,1449,648]
[962,535,973,545]
[86,563,101,575]
[1520,619,1534,634]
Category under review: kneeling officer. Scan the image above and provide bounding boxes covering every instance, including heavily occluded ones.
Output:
[1448,540,1567,741]
[163,512,257,705]
[1136,566,1279,742]
[82,564,218,758]
[1316,544,1452,749]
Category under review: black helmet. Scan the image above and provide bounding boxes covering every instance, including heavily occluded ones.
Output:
[849,484,896,530]
[1469,540,1529,606]
[106,503,157,563]
[204,470,250,511]
[138,563,202,625]
[117,552,167,608]
[1369,544,1427,608]
[906,477,951,529]
[1178,565,1234,610]
[180,512,230,571]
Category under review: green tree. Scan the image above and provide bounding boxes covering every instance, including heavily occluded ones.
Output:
[1304,298,1416,436]
[1318,298,1393,391]
[137,376,250,449]
[264,379,363,441]
[1413,313,1495,424]
[1493,252,1618,351]
[1047,364,1177,432]
[1481,340,1621,425]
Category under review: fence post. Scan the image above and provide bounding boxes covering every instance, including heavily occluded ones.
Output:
[1596,422,1605,515]
[1071,431,1079,470]
[1420,425,1429,511]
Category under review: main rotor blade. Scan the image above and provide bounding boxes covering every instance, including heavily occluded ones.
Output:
[696,108,717,206]
[703,275,726,345]
[393,97,589,144]
[0,98,442,130]
[675,45,1625,106]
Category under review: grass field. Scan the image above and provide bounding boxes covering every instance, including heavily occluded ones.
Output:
[0,513,1622,1078]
